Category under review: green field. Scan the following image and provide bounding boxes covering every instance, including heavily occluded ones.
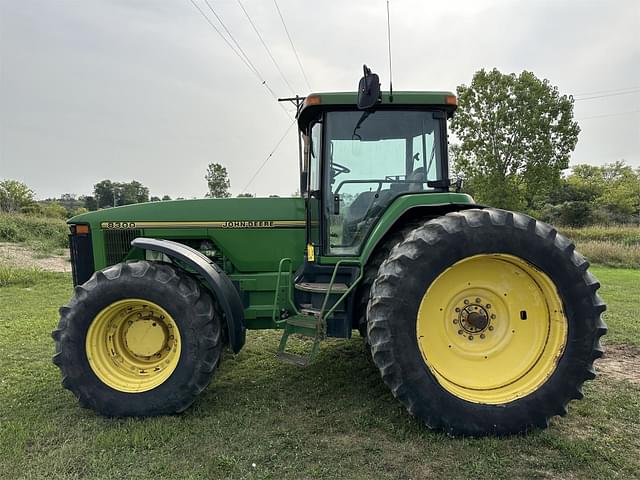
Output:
[0,266,638,479]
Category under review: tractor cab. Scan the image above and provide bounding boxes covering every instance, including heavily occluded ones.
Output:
[296,75,457,258]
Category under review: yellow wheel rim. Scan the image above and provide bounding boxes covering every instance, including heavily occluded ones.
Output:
[417,254,567,404]
[86,299,181,393]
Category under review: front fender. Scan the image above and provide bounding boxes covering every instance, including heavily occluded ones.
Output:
[131,238,246,353]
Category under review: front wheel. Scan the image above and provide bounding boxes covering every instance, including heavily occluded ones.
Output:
[52,261,222,416]
[367,208,606,436]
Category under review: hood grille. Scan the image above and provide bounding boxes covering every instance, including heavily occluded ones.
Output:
[104,229,142,265]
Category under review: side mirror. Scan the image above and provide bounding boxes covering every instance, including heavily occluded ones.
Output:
[357,64,381,110]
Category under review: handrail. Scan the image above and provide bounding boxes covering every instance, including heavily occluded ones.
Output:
[272,257,299,324]
[319,259,363,321]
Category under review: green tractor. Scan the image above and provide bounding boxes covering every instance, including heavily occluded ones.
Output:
[52,67,606,436]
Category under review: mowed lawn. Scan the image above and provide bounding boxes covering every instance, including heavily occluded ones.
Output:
[0,267,638,479]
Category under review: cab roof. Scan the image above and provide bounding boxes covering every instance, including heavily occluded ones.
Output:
[297,90,457,130]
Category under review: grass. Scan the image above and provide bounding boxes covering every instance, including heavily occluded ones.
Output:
[560,224,640,269]
[0,267,639,479]
[0,213,68,255]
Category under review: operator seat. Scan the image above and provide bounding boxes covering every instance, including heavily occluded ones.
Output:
[407,167,426,192]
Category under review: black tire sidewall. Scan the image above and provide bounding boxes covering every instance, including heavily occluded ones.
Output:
[369,209,602,435]
[60,262,217,416]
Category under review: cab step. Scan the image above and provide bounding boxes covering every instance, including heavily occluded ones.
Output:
[294,282,349,293]
[276,310,324,366]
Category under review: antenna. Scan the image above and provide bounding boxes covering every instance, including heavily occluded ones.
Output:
[386,0,393,102]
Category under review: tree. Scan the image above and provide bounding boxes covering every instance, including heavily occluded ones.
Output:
[94,180,115,208]
[451,68,580,210]
[237,193,254,198]
[93,180,150,208]
[161,195,172,201]
[83,195,98,211]
[150,196,161,202]
[0,179,35,213]
[205,163,231,198]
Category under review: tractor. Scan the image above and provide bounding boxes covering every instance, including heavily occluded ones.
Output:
[52,67,606,436]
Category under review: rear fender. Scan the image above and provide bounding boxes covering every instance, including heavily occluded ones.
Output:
[131,238,246,353]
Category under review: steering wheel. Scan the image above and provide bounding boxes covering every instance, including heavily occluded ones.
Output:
[331,162,351,176]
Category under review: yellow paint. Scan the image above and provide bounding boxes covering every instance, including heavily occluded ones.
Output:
[100,220,306,230]
[307,243,315,262]
[85,299,181,393]
[416,254,567,404]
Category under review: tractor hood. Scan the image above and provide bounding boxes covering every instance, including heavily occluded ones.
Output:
[68,197,306,230]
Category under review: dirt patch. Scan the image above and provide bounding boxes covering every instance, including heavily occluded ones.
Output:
[597,343,640,385]
[0,242,70,272]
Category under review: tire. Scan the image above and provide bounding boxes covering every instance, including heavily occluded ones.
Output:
[367,208,606,436]
[355,223,418,339]
[52,261,221,416]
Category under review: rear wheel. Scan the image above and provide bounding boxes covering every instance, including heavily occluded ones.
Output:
[52,261,221,416]
[367,208,606,436]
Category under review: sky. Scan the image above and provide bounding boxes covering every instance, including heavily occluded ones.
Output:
[0,0,638,200]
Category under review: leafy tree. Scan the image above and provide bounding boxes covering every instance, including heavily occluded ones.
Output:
[237,193,254,197]
[161,195,172,201]
[205,163,231,198]
[94,180,115,208]
[41,202,68,219]
[83,195,98,211]
[0,179,35,213]
[150,196,161,202]
[451,68,580,210]
[93,180,150,208]
[536,161,640,226]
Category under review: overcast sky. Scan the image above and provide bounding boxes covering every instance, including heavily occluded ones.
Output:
[0,0,638,199]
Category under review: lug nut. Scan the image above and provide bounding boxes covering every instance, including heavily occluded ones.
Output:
[475,298,481,303]
[458,330,463,335]
[464,299,469,305]
[453,319,458,324]
[480,334,485,339]
[486,304,491,309]
[468,335,474,340]
[488,326,494,331]
[455,307,460,312]
[491,314,496,319]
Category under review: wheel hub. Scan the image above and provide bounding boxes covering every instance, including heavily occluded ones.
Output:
[124,318,168,358]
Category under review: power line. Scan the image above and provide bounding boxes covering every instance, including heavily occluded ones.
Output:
[188,0,293,119]
[574,89,640,101]
[188,0,253,74]
[203,0,260,78]
[273,0,312,92]
[237,0,296,95]
[242,119,297,193]
[576,109,640,121]
[573,86,640,97]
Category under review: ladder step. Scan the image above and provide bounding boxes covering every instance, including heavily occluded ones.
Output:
[294,282,349,293]
[275,351,312,367]
[287,316,320,328]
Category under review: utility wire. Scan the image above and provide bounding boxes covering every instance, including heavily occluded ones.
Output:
[574,89,640,101]
[203,0,260,77]
[273,0,312,92]
[189,0,253,74]
[242,119,297,193]
[189,0,292,119]
[576,109,640,120]
[573,86,640,97]
[237,0,296,95]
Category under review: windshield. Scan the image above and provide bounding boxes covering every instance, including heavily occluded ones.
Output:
[324,110,445,255]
